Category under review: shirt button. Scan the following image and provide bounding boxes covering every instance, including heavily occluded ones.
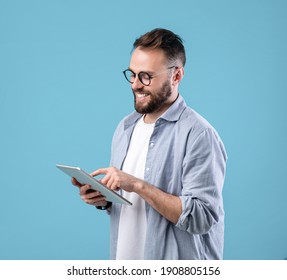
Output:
[150,142,154,148]
[146,167,150,172]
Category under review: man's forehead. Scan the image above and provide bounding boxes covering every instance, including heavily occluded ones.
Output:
[129,47,167,71]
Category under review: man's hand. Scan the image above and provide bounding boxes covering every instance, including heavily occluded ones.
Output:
[91,167,141,193]
[74,166,182,224]
[92,166,182,224]
[71,177,108,207]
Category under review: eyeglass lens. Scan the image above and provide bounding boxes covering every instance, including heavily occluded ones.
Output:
[124,70,151,86]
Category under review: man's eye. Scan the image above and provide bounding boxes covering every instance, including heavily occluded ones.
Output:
[140,73,150,80]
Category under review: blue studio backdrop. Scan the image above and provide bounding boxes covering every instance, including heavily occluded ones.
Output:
[0,0,286,260]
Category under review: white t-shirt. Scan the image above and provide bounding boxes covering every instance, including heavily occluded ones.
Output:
[115,116,155,260]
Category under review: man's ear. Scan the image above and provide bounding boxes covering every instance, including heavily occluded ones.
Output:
[172,67,184,86]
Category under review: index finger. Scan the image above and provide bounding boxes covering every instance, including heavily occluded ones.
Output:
[90,168,109,178]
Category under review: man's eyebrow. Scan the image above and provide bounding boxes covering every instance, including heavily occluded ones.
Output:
[127,67,137,73]
[145,70,156,75]
[128,66,155,75]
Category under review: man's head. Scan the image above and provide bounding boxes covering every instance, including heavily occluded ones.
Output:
[124,28,185,122]
[133,28,186,68]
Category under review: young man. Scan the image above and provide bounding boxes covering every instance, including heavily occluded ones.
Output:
[73,28,227,260]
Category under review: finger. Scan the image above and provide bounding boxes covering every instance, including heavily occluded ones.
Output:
[85,190,103,199]
[100,172,113,187]
[72,177,82,187]
[110,181,120,191]
[84,195,106,202]
[81,189,103,200]
[101,174,117,191]
[90,168,109,177]
[79,184,91,195]
[82,196,107,205]
[105,173,120,190]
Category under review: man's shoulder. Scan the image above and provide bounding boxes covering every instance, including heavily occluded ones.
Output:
[180,105,215,132]
[179,105,226,157]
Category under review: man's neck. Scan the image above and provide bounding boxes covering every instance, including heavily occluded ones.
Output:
[143,93,179,124]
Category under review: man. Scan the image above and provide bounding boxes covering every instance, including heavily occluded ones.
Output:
[72,28,227,260]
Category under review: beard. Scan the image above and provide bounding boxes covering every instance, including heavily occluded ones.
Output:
[133,80,172,114]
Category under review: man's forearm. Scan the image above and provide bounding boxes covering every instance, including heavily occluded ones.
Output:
[135,180,182,224]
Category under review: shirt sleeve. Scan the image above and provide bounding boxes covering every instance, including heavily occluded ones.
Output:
[176,128,227,234]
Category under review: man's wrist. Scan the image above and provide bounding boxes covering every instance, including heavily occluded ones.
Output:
[96,201,112,210]
[134,179,148,195]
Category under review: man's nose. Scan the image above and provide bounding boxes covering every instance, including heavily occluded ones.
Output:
[132,75,144,90]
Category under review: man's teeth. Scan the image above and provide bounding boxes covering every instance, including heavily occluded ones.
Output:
[137,93,148,98]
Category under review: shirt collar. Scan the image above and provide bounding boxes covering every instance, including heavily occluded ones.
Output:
[123,94,187,129]
[159,94,186,122]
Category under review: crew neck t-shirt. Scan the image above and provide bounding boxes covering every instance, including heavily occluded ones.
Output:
[115,116,155,260]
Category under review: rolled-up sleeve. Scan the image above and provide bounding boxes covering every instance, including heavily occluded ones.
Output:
[176,128,227,234]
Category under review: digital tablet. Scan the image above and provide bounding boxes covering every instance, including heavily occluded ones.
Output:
[56,164,132,206]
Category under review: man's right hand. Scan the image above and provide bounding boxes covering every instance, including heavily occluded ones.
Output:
[71,177,108,207]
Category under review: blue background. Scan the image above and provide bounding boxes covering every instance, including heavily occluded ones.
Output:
[0,0,286,260]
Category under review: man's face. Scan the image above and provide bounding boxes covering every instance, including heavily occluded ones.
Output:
[129,47,174,115]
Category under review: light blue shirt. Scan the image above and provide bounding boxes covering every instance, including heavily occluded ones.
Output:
[109,95,227,259]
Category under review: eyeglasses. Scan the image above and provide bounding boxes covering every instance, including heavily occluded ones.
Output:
[123,66,177,86]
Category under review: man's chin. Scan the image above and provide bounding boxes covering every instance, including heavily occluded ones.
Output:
[135,105,148,114]
[134,99,148,113]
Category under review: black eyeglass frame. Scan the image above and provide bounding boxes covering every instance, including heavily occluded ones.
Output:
[123,66,177,86]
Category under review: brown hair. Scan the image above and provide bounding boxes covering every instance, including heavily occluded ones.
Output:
[133,28,186,67]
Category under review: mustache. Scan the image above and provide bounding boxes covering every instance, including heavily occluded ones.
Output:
[133,89,152,95]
